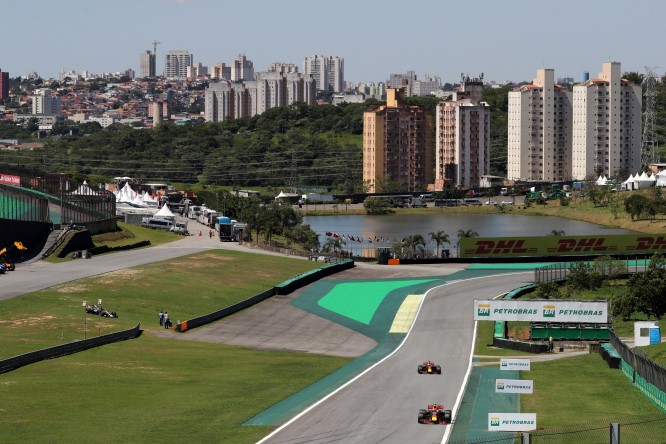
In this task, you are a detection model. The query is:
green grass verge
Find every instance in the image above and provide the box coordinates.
[0,335,349,443]
[474,321,533,357]
[521,354,666,442]
[0,249,345,443]
[0,249,322,359]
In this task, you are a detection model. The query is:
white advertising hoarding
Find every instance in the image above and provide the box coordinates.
[495,379,534,394]
[500,359,531,371]
[474,299,608,323]
[489,413,537,431]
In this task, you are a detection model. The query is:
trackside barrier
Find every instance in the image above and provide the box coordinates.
[601,343,621,369]
[177,260,354,332]
[610,329,666,412]
[0,323,141,375]
[492,337,549,353]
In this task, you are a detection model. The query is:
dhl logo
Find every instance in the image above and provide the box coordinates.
[629,236,666,251]
[466,240,537,255]
[551,238,609,253]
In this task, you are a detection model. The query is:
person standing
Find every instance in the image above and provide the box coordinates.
[164,312,169,329]
[159,310,164,326]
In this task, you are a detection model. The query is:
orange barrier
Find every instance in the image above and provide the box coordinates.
[388,258,400,265]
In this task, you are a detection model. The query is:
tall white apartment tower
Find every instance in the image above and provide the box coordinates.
[32,89,61,115]
[231,54,255,81]
[140,50,156,78]
[303,55,344,93]
[435,77,490,189]
[164,50,193,79]
[571,62,641,179]
[508,69,572,181]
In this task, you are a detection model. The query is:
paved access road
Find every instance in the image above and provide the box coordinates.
[259,271,533,444]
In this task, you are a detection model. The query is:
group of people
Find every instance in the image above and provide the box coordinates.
[159,310,172,329]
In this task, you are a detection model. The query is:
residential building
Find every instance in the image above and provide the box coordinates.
[186,62,208,78]
[32,89,61,115]
[507,68,572,182]
[269,63,298,74]
[363,88,434,193]
[0,69,9,99]
[211,63,231,80]
[434,76,490,189]
[231,54,255,81]
[412,75,442,97]
[164,50,193,79]
[571,62,641,179]
[140,50,156,78]
[388,71,417,96]
[303,55,344,93]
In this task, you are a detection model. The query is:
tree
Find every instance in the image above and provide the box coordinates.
[429,230,450,258]
[457,229,479,239]
[402,234,426,258]
[548,230,565,236]
[363,197,394,215]
[624,253,666,320]
[624,194,651,220]
[322,236,346,256]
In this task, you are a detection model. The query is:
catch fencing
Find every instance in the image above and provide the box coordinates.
[0,323,141,374]
[534,259,649,284]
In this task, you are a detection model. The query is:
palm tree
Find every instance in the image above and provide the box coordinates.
[548,230,565,236]
[323,237,346,256]
[403,234,426,258]
[429,230,450,258]
[457,229,479,239]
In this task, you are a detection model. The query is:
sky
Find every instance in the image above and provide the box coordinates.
[3,0,664,84]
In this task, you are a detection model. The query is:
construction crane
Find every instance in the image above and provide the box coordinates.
[151,40,161,56]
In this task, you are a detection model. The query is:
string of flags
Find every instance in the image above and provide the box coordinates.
[324,232,394,244]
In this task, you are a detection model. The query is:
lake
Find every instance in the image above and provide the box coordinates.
[302,213,631,257]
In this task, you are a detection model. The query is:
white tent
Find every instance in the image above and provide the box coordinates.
[131,194,149,208]
[623,174,636,191]
[635,171,653,190]
[595,175,608,186]
[656,170,666,188]
[116,182,137,203]
[275,191,299,200]
[154,204,176,219]
[142,191,159,207]
[71,180,98,195]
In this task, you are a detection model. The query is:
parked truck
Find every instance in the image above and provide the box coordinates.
[300,193,335,204]
[217,216,236,242]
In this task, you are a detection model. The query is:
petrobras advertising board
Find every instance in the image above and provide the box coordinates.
[495,379,534,394]
[474,299,608,323]
[500,359,531,371]
[488,413,537,431]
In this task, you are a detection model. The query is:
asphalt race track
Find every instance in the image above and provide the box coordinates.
[258,271,533,444]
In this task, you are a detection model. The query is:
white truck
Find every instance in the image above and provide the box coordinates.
[299,193,335,204]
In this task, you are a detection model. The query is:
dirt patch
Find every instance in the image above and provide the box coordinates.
[55,284,90,293]
[165,253,233,271]
[94,268,144,284]
[0,314,58,328]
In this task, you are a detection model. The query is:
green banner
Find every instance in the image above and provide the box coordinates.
[459,234,666,258]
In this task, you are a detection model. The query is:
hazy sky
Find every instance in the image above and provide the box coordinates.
[3,0,664,84]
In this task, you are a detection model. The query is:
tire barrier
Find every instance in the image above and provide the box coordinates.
[492,337,550,354]
[177,260,354,333]
[0,323,141,375]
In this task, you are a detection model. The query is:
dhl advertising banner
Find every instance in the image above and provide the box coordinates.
[0,174,20,186]
[475,300,608,322]
[488,413,537,432]
[459,234,666,258]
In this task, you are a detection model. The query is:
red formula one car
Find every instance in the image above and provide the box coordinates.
[418,404,452,425]
[417,360,441,374]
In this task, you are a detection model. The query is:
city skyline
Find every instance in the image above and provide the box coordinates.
[3,0,665,84]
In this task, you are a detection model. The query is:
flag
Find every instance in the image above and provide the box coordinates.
[367,237,373,243]
[325,231,332,237]
[356,236,362,243]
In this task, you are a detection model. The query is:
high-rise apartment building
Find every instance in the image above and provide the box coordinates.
[303,55,344,93]
[231,54,255,81]
[211,63,231,80]
[571,62,641,179]
[363,88,434,193]
[269,63,298,74]
[140,50,156,78]
[0,69,9,99]
[434,77,490,189]
[164,50,193,79]
[204,74,316,123]
[507,68,573,182]
[186,62,208,78]
[32,89,61,115]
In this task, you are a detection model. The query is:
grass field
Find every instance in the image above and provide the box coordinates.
[521,354,666,442]
[0,250,355,443]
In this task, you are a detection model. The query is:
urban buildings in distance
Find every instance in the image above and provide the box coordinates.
[0,69,9,99]
[140,50,156,78]
[164,50,194,79]
[434,75,490,190]
[363,88,434,193]
[508,62,641,182]
[303,55,344,93]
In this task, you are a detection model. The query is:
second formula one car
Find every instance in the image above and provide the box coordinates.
[418,404,452,425]
[418,360,441,374]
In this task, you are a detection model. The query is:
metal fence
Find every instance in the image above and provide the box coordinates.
[0,183,49,222]
[610,329,666,394]
[534,259,650,284]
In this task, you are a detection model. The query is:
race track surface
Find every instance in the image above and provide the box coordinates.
[259,271,533,444]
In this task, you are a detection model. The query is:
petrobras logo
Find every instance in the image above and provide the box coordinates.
[543,305,556,318]
[496,381,505,391]
[490,417,500,427]
[478,303,490,317]
[500,361,508,368]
